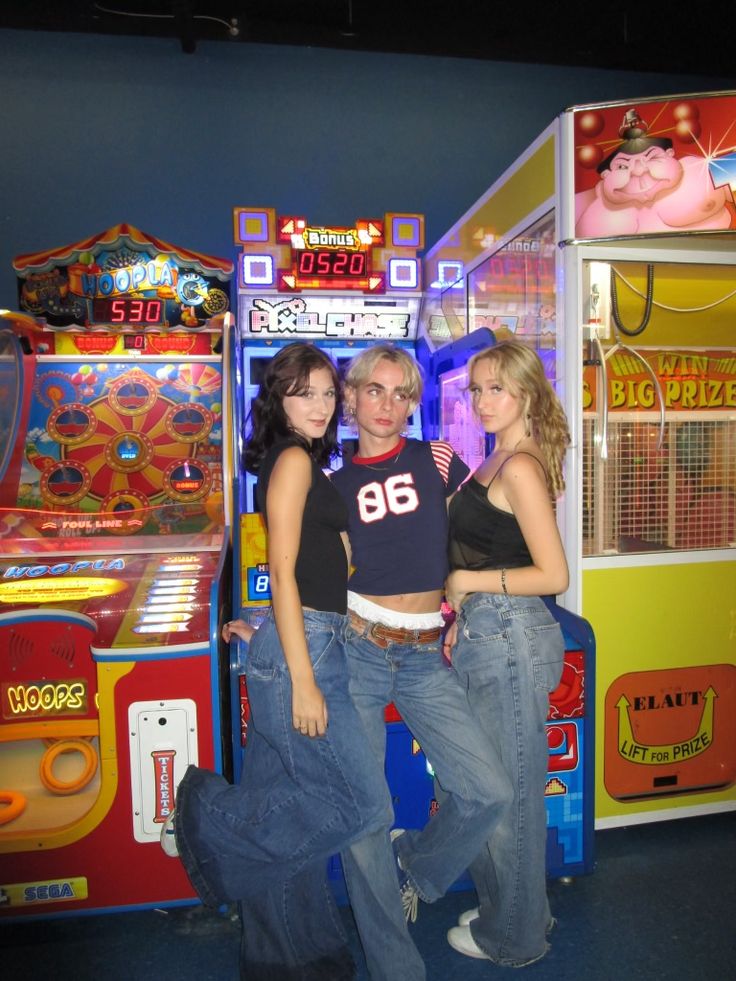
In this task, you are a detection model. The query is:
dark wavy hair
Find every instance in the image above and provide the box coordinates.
[244,342,342,474]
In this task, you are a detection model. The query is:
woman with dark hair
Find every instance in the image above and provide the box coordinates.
[441,340,570,967]
[162,342,394,980]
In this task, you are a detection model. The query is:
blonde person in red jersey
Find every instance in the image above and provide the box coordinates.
[331,345,505,981]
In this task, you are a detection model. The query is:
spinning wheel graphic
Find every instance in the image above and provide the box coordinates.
[41,369,213,510]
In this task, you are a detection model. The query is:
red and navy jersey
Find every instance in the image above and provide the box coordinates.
[331,438,469,595]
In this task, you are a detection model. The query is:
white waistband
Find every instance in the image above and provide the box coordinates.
[347,591,444,629]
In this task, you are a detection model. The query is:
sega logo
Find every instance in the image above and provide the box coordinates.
[24,882,76,903]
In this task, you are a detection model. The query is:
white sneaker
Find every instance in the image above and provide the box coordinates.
[400,879,419,924]
[447,925,490,960]
[458,908,551,929]
[448,923,552,966]
[389,828,406,846]
[389,829,419,923]
[160,810,179,857]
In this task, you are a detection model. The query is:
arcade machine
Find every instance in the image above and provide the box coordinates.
[230,207,425,517]
[418,89,736,834]
[229,208,456,890]
[0,225,234,919]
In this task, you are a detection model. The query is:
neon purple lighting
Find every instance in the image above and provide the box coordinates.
[238,211,270,243]
[391,216,421,248]
[388,258,418,289]
[241,254,274,286]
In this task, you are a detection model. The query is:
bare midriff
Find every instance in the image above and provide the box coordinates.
[359,589,444,615]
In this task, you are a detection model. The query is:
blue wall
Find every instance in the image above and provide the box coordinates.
[1,28,733,301]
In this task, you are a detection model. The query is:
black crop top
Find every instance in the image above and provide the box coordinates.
[256,440,349,614]
[448,453,543,572]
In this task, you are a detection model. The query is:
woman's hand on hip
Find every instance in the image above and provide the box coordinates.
[292,681,328,738]
[441,619,458,662]
[445,570,469,612]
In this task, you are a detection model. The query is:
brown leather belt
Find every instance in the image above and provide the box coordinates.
[348,609,441,649]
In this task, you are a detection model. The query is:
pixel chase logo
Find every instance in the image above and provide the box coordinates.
[247,296,410,339]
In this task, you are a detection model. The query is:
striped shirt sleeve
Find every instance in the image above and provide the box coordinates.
[430,440,469,492]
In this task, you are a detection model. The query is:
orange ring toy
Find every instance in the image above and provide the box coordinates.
[39,739,98,795]
[0,790,27,825]
[42,735,94,748]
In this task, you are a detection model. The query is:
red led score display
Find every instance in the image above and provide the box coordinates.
[285,247,378,291]
[296,249,367,278]
[122,333,147,351]
[275,216,385,293]
[91,297,165,326]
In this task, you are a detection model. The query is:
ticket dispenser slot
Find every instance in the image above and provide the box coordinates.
[128,699,198,843]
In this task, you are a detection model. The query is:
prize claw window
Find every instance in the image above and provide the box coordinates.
[581,259,736,557]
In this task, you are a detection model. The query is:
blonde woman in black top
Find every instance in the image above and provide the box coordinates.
[443,340,570,967]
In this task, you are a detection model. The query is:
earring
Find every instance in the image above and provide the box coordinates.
[525,414,532,437]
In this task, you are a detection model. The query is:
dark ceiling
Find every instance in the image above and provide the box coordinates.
[1,1,733,80]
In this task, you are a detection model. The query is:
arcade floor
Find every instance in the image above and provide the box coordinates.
[2,811,734,980]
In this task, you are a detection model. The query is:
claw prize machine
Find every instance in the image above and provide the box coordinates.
[0,225,235,918]
[418,89,736,833]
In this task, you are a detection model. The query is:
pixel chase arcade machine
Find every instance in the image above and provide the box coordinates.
[229,207,429,835]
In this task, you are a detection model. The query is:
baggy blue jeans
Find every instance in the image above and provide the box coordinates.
[451,592,564,967]
[174,609,394,980]
[340,621,510,981]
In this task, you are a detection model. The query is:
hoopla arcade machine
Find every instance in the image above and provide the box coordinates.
[419,89,736,833]
[0,224,235,918]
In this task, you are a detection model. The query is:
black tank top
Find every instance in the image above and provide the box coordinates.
[257,440,349,614]
[448,453,543,571]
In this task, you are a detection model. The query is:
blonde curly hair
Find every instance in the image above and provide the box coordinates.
[468,341,570,498]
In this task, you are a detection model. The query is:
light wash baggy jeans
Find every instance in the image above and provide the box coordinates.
[451,592,564,967]
[174,609,394,980]
[340,620,513,981]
